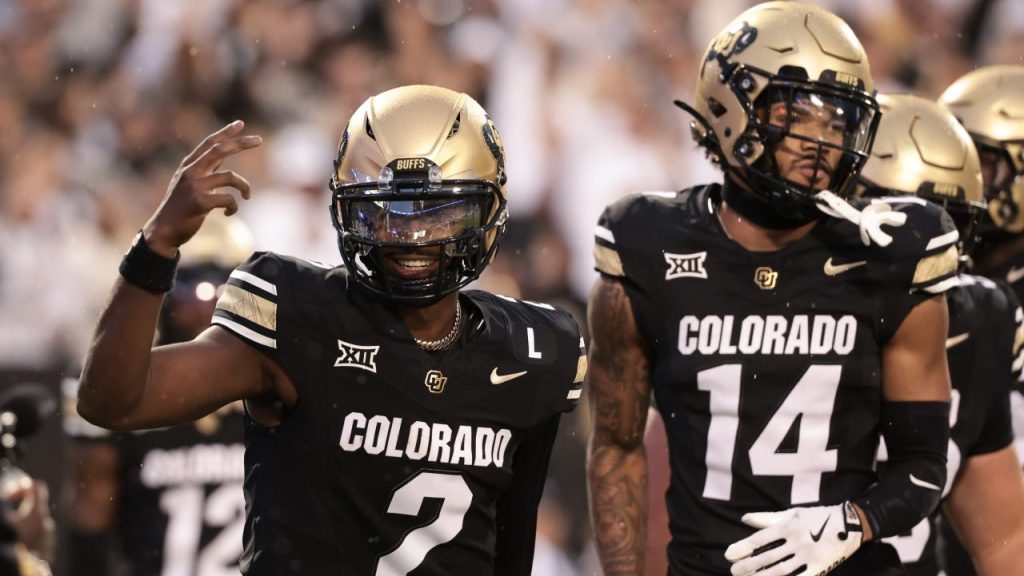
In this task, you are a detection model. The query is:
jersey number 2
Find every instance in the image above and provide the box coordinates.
[699,364,841,505]
[374,471,473,576]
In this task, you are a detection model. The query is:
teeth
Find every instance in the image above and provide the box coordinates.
[397,259,432,269]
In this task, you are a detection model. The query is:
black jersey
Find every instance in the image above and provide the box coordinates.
[958,254,1024,576]
[881,275,1022,575]
[980,253,1024,470]
[210,253,585,576]
[64,383,246,576]
[594,185,959,576]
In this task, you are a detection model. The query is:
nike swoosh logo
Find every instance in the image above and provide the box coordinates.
[945,333,969,349]
[1008,266,1024,285]
[909,473,942,492]
[810,515,830,542]
[490,368,528,385]
[824,258,867,276]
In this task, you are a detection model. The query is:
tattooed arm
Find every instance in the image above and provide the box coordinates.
[587,276,653,576]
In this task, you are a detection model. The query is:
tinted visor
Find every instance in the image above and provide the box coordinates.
[761,88,876,154]
[340,196,489,244]
[752,85,877,194]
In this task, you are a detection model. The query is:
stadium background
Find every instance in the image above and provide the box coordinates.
[0,0,1021,573]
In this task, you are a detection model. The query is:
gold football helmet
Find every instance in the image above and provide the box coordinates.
[858,93,984,261]
[939,65,1024,233]
[178,212,255,271]
[330,85,508,303]
[679,1,879,218]
[163,213,255,343]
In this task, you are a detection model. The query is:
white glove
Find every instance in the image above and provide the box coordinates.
[814,190,907,247]
[724,501,864,576]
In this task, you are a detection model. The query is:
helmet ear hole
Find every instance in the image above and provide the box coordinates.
[707,98,728,118]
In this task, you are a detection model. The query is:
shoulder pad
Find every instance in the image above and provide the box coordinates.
[961,275,1024,377]
[594,187,706,278]
[472,292,586,412]
[210,252,338,350]
[869,197,960,294]
[485,293,581,338]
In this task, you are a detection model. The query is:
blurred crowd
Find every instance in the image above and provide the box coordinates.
[0,0,1022,573]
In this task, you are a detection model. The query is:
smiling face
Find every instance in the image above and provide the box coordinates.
[345,196,485,281]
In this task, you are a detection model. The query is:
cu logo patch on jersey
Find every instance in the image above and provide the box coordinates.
[425,370,447,394]
[754,267,778,290]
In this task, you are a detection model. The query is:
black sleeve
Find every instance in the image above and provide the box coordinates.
[972,390,1014,456]
[492,414,561,576]
[853,401,949,538]
[971,282,1020,456]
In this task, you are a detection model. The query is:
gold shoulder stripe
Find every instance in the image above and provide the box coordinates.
[912,245,958,286]
[216,284,277,332]
[574,354,588,384]
[594,244,624,277]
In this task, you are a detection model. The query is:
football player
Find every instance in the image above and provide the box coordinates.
[588,3,955,575]
[939,66,1024,293]
[64,215,251,576]
[74,84,586,576]
[857,93,1024,576]
[938,65,1024,576]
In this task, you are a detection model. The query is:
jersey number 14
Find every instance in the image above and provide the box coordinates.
[699,364,841,505]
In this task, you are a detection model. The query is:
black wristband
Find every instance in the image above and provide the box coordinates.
[119,231,180,293]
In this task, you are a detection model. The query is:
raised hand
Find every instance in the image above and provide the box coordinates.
[142,120,262,258]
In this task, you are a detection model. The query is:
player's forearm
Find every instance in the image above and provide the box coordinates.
[974,530,1024,576]
[853,401,949,539]
[588,439,647,576]
[78,278,164,428]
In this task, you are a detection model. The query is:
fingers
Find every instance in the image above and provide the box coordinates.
[190,134,263,174]
[755,555,804,576]
[741,510,789,529]
[202,191,240,217]
[183,120,246,166]
[730,542,792,576]
[725,522,786,562]
[199,170,252,200]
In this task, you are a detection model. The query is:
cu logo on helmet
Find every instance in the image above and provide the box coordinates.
[711,22,756,61]
[754,267,778,290]
[425,370,448,394]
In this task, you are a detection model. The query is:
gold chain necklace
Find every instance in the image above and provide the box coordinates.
[414,300,463,351]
